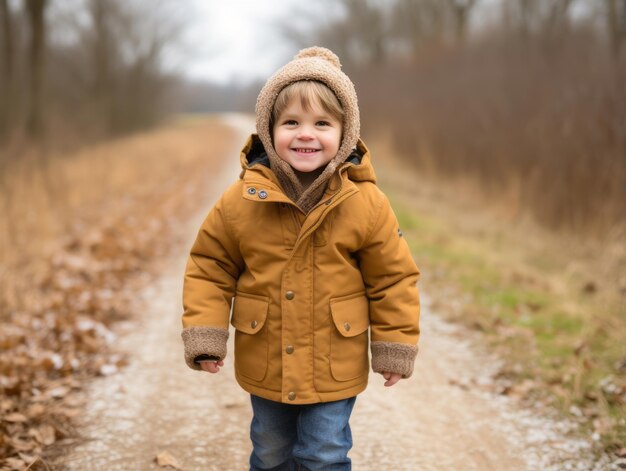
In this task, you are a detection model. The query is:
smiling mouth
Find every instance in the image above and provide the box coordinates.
[292,148,320,153]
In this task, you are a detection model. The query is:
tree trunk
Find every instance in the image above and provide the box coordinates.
[608,0,620,59]
[519,0,534,38]
[91,0,110,101]
[448,0,477,45]
[26,0,47,139]
[544,0,573,35]
[615,0,626,60]
[0,0,14,140]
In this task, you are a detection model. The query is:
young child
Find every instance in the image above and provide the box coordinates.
[181,47,420,471]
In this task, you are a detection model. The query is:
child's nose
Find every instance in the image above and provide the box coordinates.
[297,126,314,140]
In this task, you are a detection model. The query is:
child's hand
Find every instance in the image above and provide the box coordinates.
[381,371,402,387]
[199,360,224,374]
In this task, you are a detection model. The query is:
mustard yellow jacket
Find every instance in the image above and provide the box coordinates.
[181,135,420,404]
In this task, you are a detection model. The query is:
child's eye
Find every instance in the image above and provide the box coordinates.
[284,120,298,126]
[316,121,331,127]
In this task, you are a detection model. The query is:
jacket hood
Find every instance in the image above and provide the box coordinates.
[239,134,376,187]
[255,47,361,213]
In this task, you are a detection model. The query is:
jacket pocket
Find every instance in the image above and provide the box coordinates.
[231,292,269,381]
[329,293,370,381]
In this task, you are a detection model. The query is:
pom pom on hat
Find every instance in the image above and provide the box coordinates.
[294,47,342,69]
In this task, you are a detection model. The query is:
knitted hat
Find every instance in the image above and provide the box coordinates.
[255,47,360,213]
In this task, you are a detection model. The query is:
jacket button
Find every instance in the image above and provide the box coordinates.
[286,345,294,354]
[285,291,295,300]
[247,187,256,195]
[288,392,296,401]
[258,190,268,199]
[251,320,258,329]
[344,322,351,332]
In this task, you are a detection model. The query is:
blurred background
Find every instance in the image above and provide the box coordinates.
[1,0,625,467]
[1,0,625,237]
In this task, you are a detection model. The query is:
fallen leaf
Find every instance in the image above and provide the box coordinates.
[224,402,244,409]
[33,425,56,446]
[58,408,81,419]
[581,281,597,294]
[26,404,46,418]
[525,301,542,312]
[573,340,587,356]
[99,363,118,376]
[10,437,37,451]
[155,450,182,469]
[17,452,37,465]
[593,417,614,434]
[4,457,26,470]
[1,398,14,411]
[448,378,470,390]
[3,412,28,423]
[47,386,69,399]
[63,395,84,408]
[505,379,536,399]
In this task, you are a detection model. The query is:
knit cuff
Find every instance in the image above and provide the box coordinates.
[371,341,418,378]
[181,326,229,371]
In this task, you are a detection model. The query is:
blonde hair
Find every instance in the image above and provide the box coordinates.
[271,81,344,130]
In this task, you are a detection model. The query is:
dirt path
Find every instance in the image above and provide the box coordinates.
[53,116,601,471]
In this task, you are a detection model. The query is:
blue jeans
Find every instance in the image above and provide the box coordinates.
[249,395,356,471]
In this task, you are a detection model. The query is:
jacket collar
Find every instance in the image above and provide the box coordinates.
[239,134,374,251]
[239,134,377,188]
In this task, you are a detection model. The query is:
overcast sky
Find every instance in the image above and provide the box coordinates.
[167,0,595,86]
[178,0,329,85]
[174,0,502,86]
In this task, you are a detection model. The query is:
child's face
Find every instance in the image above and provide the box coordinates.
[272,98,342,174]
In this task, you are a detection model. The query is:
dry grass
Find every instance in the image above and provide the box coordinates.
[0,116,234,314]
[370,135,625,454]
[353,31,626,241]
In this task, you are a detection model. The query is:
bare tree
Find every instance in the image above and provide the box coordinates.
[519,0,536,37]
[343,0,389,64]
[544,0,574,34]
[281,0,390,67]
[25,0,47,139]
[292,0,480,63]
[106,0,184,131]
[391,0,452,56]
[50,0,185,134]
[0,0,189,149]
[0,0,15,140]
[446,0,478,44]
[607,0,626,61]
[501,0,578,38]
[89,0,116,123]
